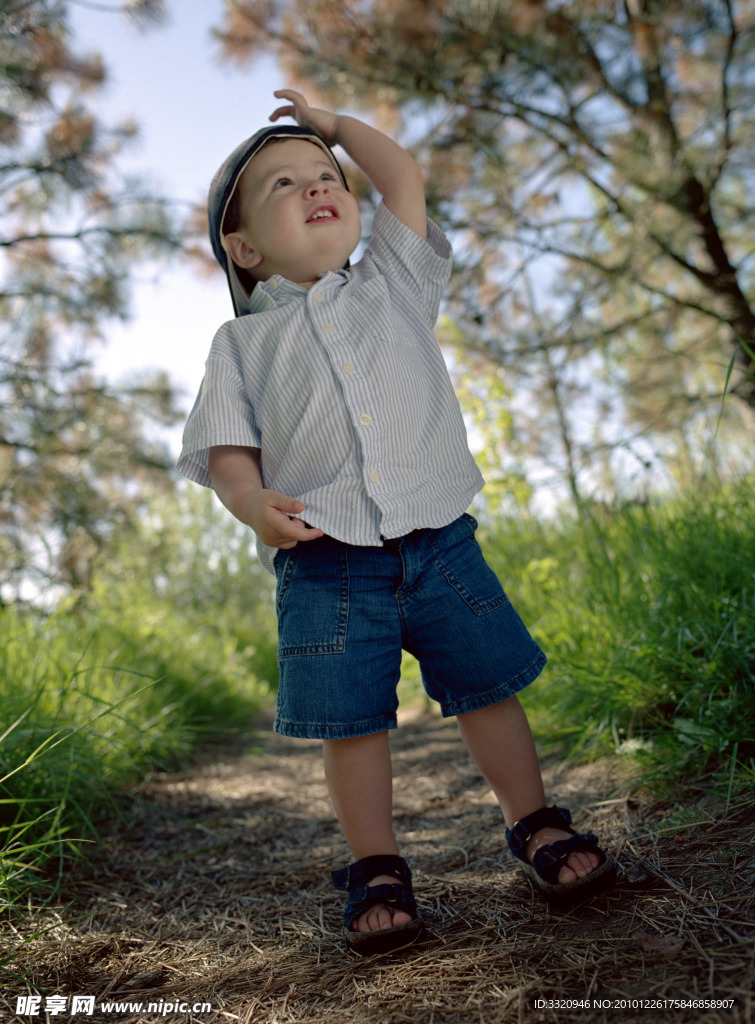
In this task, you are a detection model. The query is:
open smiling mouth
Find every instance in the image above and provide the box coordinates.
[307,205,339,222]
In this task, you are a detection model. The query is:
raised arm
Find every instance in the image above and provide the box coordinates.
[270,89,427,240]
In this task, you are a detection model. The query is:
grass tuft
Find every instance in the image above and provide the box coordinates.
[0,594,270,911]
[479,477,755,791]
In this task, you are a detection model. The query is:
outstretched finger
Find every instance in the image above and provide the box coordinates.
[271,89,308,123]
[273,88,306,105]
[269,104,295,123]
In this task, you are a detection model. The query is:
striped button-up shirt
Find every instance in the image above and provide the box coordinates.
[178,203,484,574]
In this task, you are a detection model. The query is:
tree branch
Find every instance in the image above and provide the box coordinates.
[710,0,738,189]
[0,225,182,249]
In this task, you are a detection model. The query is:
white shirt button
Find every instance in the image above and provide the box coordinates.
[342,362,355,375]
[314,293,325,302]
[368,470,381,483]
[323,323,336,333]
[358,413,372,426]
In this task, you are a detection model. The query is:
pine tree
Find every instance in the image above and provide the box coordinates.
[0,0,181,601]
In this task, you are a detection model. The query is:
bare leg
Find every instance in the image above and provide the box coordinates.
[322,731,413,932]
[456,696,599,881]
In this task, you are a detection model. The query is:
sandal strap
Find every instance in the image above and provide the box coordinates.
[506,804,608,886]
[331,854,412,892]
[340,882,418,932]
[530,833,604,884]
[331,855,417,932]
[506,805,573,862]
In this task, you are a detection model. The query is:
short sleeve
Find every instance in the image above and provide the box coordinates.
[176,354,261,488]
[357,202,453,325]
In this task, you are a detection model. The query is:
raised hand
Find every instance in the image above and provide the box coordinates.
[270,89,339,146]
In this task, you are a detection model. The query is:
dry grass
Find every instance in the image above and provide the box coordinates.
[2,710,753,1023]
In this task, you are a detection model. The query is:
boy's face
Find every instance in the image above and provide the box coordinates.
[224,138,361,290]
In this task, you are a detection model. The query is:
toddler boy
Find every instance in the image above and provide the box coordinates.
[178,89,614,955]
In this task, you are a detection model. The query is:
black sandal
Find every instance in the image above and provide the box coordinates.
[331,854,424,955]
[506,805,616,905]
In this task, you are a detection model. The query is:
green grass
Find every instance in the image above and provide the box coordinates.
[0,599,271,912]
[0,487,279,915]
[479,477,755,792]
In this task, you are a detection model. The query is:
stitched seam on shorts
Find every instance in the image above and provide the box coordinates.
[438,649,547,715]
[275,548,299,607]
[430,556,509,616]
[276,545,350,657]
[275,712,396,731]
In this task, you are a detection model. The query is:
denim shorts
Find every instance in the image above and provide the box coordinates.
[272,513,546,739]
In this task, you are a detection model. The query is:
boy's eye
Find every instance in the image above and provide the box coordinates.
[273,177,293,189]
[320,172,337,181]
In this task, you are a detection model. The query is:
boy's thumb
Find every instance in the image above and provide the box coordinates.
[272,493,304,514]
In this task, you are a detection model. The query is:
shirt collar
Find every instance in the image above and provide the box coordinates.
[247,269,351,314]
[247,276,306,313]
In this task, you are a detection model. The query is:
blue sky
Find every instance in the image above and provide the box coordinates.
[68,3,281,440]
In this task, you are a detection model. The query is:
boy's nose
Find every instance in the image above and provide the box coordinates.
[304,180,329,197]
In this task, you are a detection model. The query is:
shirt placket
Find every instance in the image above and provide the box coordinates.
[308,285,384,495]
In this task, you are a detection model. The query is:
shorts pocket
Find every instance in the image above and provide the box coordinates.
[430,514,510,617]
[275,544,350,656]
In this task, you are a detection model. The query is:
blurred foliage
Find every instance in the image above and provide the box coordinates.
[0,0,184,601]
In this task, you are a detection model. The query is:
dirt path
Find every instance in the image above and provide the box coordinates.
[3,710,753,1024]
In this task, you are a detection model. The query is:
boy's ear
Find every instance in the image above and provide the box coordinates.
[224,232,263,271]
